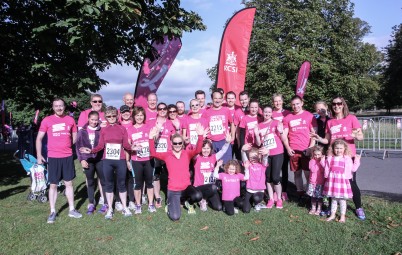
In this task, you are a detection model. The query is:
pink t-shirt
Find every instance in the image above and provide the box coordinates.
[308,158,325,185]
[272,109,291,122]
[246,163,266,190]
[218,173,245,201]
[177,114,188,130]
[239,115,261,145]
[77,109,105,129]
[227,105,241,124]
[258,120,284,156]
[193,155,217,187]
[39,115,77,158]
[203,107,232,141]
[325,115,361,156]
[148,118,176,153]
[234,108,246,126]
[145,108,158,122]
[120,121,133,131]
[127,124,151,161]
[185,116,208,146]
[283,110,317,151]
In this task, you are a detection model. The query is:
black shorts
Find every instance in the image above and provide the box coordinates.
[47,156,76,184]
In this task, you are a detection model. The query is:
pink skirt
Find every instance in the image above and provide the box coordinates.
[323,172,353,199]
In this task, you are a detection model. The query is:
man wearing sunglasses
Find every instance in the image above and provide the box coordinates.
[77,94,106,130]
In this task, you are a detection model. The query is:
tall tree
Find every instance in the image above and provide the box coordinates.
[380,24,402,113]
[209,0,382,110]
[1,0,205,109]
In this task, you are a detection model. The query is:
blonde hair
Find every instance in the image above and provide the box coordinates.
[328,139,352,157]
[310,145,324,159]
[223,160,241,174]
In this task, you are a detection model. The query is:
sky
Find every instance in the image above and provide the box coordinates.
[97,0,402,108]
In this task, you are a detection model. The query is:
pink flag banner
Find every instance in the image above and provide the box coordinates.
[295,61,311,98]
[216,7,256,104]
[134,36,182,108]
[33,110,40,125]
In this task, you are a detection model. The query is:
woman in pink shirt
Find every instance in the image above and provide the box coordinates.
[239,99,262,148]
[149,124,207,221]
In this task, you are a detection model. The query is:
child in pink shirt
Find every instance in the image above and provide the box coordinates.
[307,145,326,215]
[214,159,249,216]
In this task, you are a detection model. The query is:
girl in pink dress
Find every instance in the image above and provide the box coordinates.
[323,139,360,223]
[307,145,325,215]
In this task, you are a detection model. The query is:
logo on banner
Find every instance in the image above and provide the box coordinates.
[224,52,238,73]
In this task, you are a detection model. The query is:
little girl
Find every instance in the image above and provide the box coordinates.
[307,145,325,215]
[213,159,248,216]
[241,144,269,213]
[323,139,360,223]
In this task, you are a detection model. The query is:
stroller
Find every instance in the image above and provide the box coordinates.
[14,150,48,203]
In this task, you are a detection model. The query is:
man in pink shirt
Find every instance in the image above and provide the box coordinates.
[145,93,158,122]
[36,98,81,223]
[195,90,207,116]
[282,95,317,197]
[77,94,106,130]
[226,91,242,160]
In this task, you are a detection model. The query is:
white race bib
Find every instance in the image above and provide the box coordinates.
[203,172,215,185]
[210,120,224,135]
[190,130,198,145]
[105,143,121,160]
[263,133,277,150]
[155,138,168,153]
[137,141,150,158]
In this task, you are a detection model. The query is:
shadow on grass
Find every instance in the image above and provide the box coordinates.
[362,190,402,203]
[57,182,87,214]
[0,185,30,200]
[0,152,27,186]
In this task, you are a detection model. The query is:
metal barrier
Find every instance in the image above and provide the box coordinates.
[356,116,402,159]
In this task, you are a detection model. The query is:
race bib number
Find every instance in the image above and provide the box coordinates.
[138,142,150,158]
[155,138,168,153]
[263,134,277,150]
[106,143,121,160]
[190,131,198,145]
[203,172,215,185]
[210,120,224,135]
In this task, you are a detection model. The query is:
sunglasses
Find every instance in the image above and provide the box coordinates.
[191,104,199,107]
[92,100,103,103]
[169,110,177,113]
[172,142,183,145]
[157,107,167,111]
[332,102,343,106]
[106,115,117,118]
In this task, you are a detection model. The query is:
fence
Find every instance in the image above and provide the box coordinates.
[356,116,402,159]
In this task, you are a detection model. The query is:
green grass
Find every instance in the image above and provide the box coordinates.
[1,152,401,255]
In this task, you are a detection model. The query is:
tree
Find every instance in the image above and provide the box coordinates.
[0,0,206,110]
[209,0,382,111]
[380,24,402,113]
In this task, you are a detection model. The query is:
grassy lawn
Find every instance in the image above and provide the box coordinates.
[0,152,401,255]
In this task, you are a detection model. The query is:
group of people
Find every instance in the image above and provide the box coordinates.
[36,89,366,223]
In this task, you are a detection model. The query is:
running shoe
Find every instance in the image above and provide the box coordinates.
[128,201,136,211]
[115,202,123,211]
[282,192,289,201]
[68,209,82,218]
[356,208,366,220]
[256,202,267,209]
[155,197,162,208]
[254,204,261,212]
[276,199,283,209]
[199,199,208,212]
[98,204,108,214]
[47,212,56,224]
[148,204,156,213]
[134,204,142,214]
[105,209,114,220]
[266,199,275,209]
[86,204,96,215]
[234,208,239,214]
[98,197,104,205]
[122,208,132,217]
[185,201,196,214]
[142,195,148,205]
[320,209,331,217]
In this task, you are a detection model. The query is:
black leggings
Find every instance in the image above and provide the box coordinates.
[195,184,222,211]
[243,191,264,213]
[281,152,289,192]
[83,159,107,204]
[167,186,202,221]
[132,160,154,190]
[350,172,362,209]
[223,197,243,216]
[266,153,284,185]
[103,159,127,193]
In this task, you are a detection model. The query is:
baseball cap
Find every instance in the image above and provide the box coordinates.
[120,105,131,113]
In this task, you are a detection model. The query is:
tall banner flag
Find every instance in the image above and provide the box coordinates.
[295,61,311,98]
[216,7,256,104]
[33,110,40,125]
[134,36,182,108]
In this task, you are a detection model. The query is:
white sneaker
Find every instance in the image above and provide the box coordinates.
[128,201,136,211]
[122,208,132,217]
[98,197,104,205]
[234,208,239,214]
[142,195,148,205]
[105,209,114,220]
[148,204,156,213]
[115,202,123,211]
[199,199,208,212]
[134,204,142,214]
[256,202,267,209]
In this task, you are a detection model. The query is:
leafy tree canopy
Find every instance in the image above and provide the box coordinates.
[1,0,206,110]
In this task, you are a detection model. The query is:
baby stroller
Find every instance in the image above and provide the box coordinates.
[14,150,48,203]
